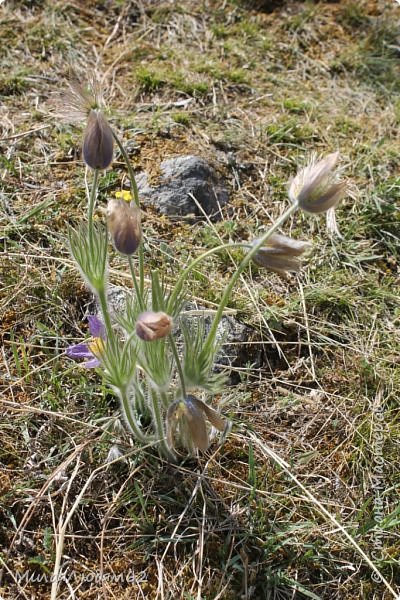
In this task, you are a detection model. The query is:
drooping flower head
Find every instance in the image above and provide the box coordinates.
[66,315,105,368]
[107,198,142,255]
[166,395,228,452]
[289,152,346,214]
[252,232,311,277]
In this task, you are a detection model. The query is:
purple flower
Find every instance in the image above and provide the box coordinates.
[66,315,105,369]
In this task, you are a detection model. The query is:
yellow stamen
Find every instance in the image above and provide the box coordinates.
[175,401,187,419]
[89,337,105,356]
[115,190,133,202]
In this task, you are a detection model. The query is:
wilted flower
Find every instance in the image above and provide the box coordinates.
[83,109,114,170]
[252,232,310,276]
[66,315,105,368]
[289,152,346,214]
[136,311,173,342]
[166,395,228,452]
[107,198,142,255]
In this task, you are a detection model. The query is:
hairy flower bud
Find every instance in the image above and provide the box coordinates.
[136,311,173,342]
[107,199,142,255]
[83,109,114,170]
[289,152,346,214]
[252,233,310,276]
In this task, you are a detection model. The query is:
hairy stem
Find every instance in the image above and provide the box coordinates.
[118,385,154,445]
[88,168,99,249]
[97,286,115,351]
[149,387,176,461]
[167,241,251,314]
[129,255,145,312]
[160,391,171,410]
[205,203,298,351]
[112,132,140,207]
[113,131,144,295]
[169,334,186,399]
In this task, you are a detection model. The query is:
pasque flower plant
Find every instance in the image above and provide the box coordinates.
[61,78,347,460]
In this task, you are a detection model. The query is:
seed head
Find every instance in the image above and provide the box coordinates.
[106,198,142,255]
[51,77,104,124]
[136,311,173,342]
[105,445,123,464]
[83,109,114,170]
[252,233,310,276]
[289,152,346,214]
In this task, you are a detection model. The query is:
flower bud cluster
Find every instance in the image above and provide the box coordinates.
[63,75,349,462]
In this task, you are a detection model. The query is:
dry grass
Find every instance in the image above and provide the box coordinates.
[1,0,399,598]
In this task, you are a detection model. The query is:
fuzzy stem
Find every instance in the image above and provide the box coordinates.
[205,203,299,351]
[169,334,186,398]
[160,391,171,409]
[88,168,100,248]
[112,130,144,295]
[112,132,140,206]
[97,286,115,352]
[167,241,251,314]
[118,385,154,445]
[129,255,145,311]
[149,387,176,461]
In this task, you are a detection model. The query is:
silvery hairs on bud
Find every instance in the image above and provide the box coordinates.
[136,311,173,342]
[107,199,142,255]
[289,152,346,214]
[252,233,311,276]
[50,70,110,127]
[83,110,114,170]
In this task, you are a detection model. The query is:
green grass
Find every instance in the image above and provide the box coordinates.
[172,112,191,126]
[135,66,209,96]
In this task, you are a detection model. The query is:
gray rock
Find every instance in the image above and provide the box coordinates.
[214,315,260,371]
[136,155,229,218]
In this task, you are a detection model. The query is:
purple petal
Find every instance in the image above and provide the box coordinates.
[83,357,101,369]
[88,315,105,338]
[66,343,92,360]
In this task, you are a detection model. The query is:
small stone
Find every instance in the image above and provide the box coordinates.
[136,155,229,218]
